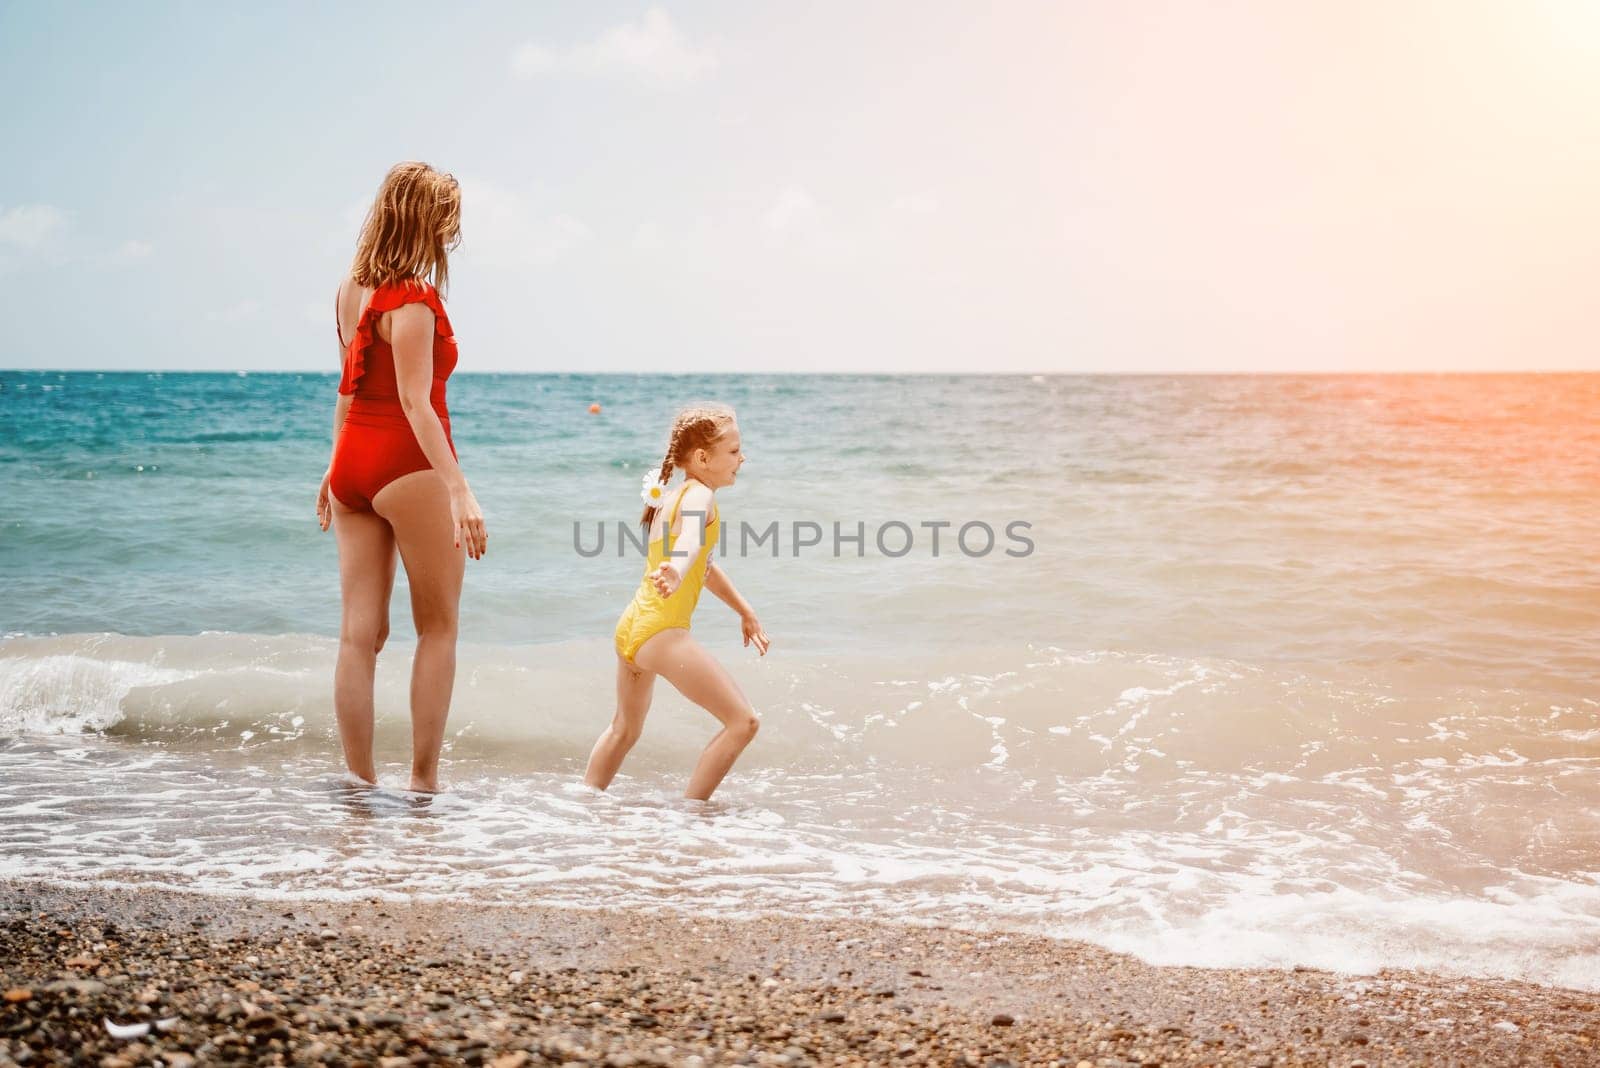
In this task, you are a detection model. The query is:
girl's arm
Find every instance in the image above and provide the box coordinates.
[706,561,771,656]
[651,482,715,593]
[704,561,752,617]
[391,303,487,558]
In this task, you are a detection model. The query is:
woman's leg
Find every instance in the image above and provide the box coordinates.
[331,502,398,785]
[634,630,759,801]
[584,655,657,790]
[373,470,465,793]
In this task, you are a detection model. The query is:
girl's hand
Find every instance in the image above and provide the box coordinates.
[451,483,488,560]
[650,561,682,598]
[741,613,771,656]
[316,470,333,531]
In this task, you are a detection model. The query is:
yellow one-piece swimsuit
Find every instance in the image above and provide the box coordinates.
[614,479,721,664]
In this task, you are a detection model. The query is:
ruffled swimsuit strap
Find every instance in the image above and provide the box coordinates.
[337,280,453,395]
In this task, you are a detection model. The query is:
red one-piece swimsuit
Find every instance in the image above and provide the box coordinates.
[328,280,460,511]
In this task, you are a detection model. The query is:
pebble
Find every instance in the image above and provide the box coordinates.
[46,979,108,995]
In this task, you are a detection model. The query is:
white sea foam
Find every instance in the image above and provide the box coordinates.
[0,654,197,734]
[1,629,1597,992]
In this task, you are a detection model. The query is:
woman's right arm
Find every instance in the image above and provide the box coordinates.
[390,303,487,559]
[330,392,351,443]
[316,321,353,532]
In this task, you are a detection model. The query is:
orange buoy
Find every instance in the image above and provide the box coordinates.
[588,403,602,414]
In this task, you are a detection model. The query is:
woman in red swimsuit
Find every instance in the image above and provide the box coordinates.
[315,161,487,793]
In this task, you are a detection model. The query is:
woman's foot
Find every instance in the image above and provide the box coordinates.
[344,763,378,786]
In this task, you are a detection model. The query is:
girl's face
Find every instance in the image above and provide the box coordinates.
[696,424,746,489]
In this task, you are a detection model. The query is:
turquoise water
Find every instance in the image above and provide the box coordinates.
[5,371,1599,676]
[2,371,1598,989]
[3,371,1062,650]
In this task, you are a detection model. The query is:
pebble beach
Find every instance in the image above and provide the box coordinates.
[1,881,1594,1067]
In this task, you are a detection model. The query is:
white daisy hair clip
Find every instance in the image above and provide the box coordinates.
[640,467,669,507]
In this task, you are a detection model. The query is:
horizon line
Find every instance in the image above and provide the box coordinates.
[4,367,1599,378]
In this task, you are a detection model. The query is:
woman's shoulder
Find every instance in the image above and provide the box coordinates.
[335,275,360,310]
[336,276,431,311]
[368,277,437,306]
[366,280,449,339]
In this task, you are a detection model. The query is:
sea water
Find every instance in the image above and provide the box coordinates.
[2,370,1597,990]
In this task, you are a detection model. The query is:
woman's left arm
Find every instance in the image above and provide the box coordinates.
[706,562,771,656]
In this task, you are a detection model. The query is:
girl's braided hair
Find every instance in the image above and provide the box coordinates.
[640,404,737,528]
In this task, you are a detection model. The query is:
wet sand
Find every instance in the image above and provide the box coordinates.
[0,880,1593,1067]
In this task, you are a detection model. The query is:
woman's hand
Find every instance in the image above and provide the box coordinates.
[650,561,682,598]
[316,470,333,531]
[741,613,771,656]
[451,482,488,560]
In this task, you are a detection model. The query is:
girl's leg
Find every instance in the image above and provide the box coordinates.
[373,470,465,793]
[634,630,760,801]
[331,502,398,785]
[583,655,657,790]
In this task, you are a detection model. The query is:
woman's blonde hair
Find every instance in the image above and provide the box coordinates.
[350,161,461,296]
[641,404,738,527]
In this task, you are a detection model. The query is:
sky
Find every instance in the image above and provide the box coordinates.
[1,1,1597,373]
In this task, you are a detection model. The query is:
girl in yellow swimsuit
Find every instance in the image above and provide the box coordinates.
[584,404,772,801]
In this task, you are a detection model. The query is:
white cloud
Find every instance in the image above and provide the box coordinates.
[457,177,591,267]
[511,8,715,84]
[762,185,820,236]
[0,204,68,247]
[755,185,856,258]
[90,239,154,268]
